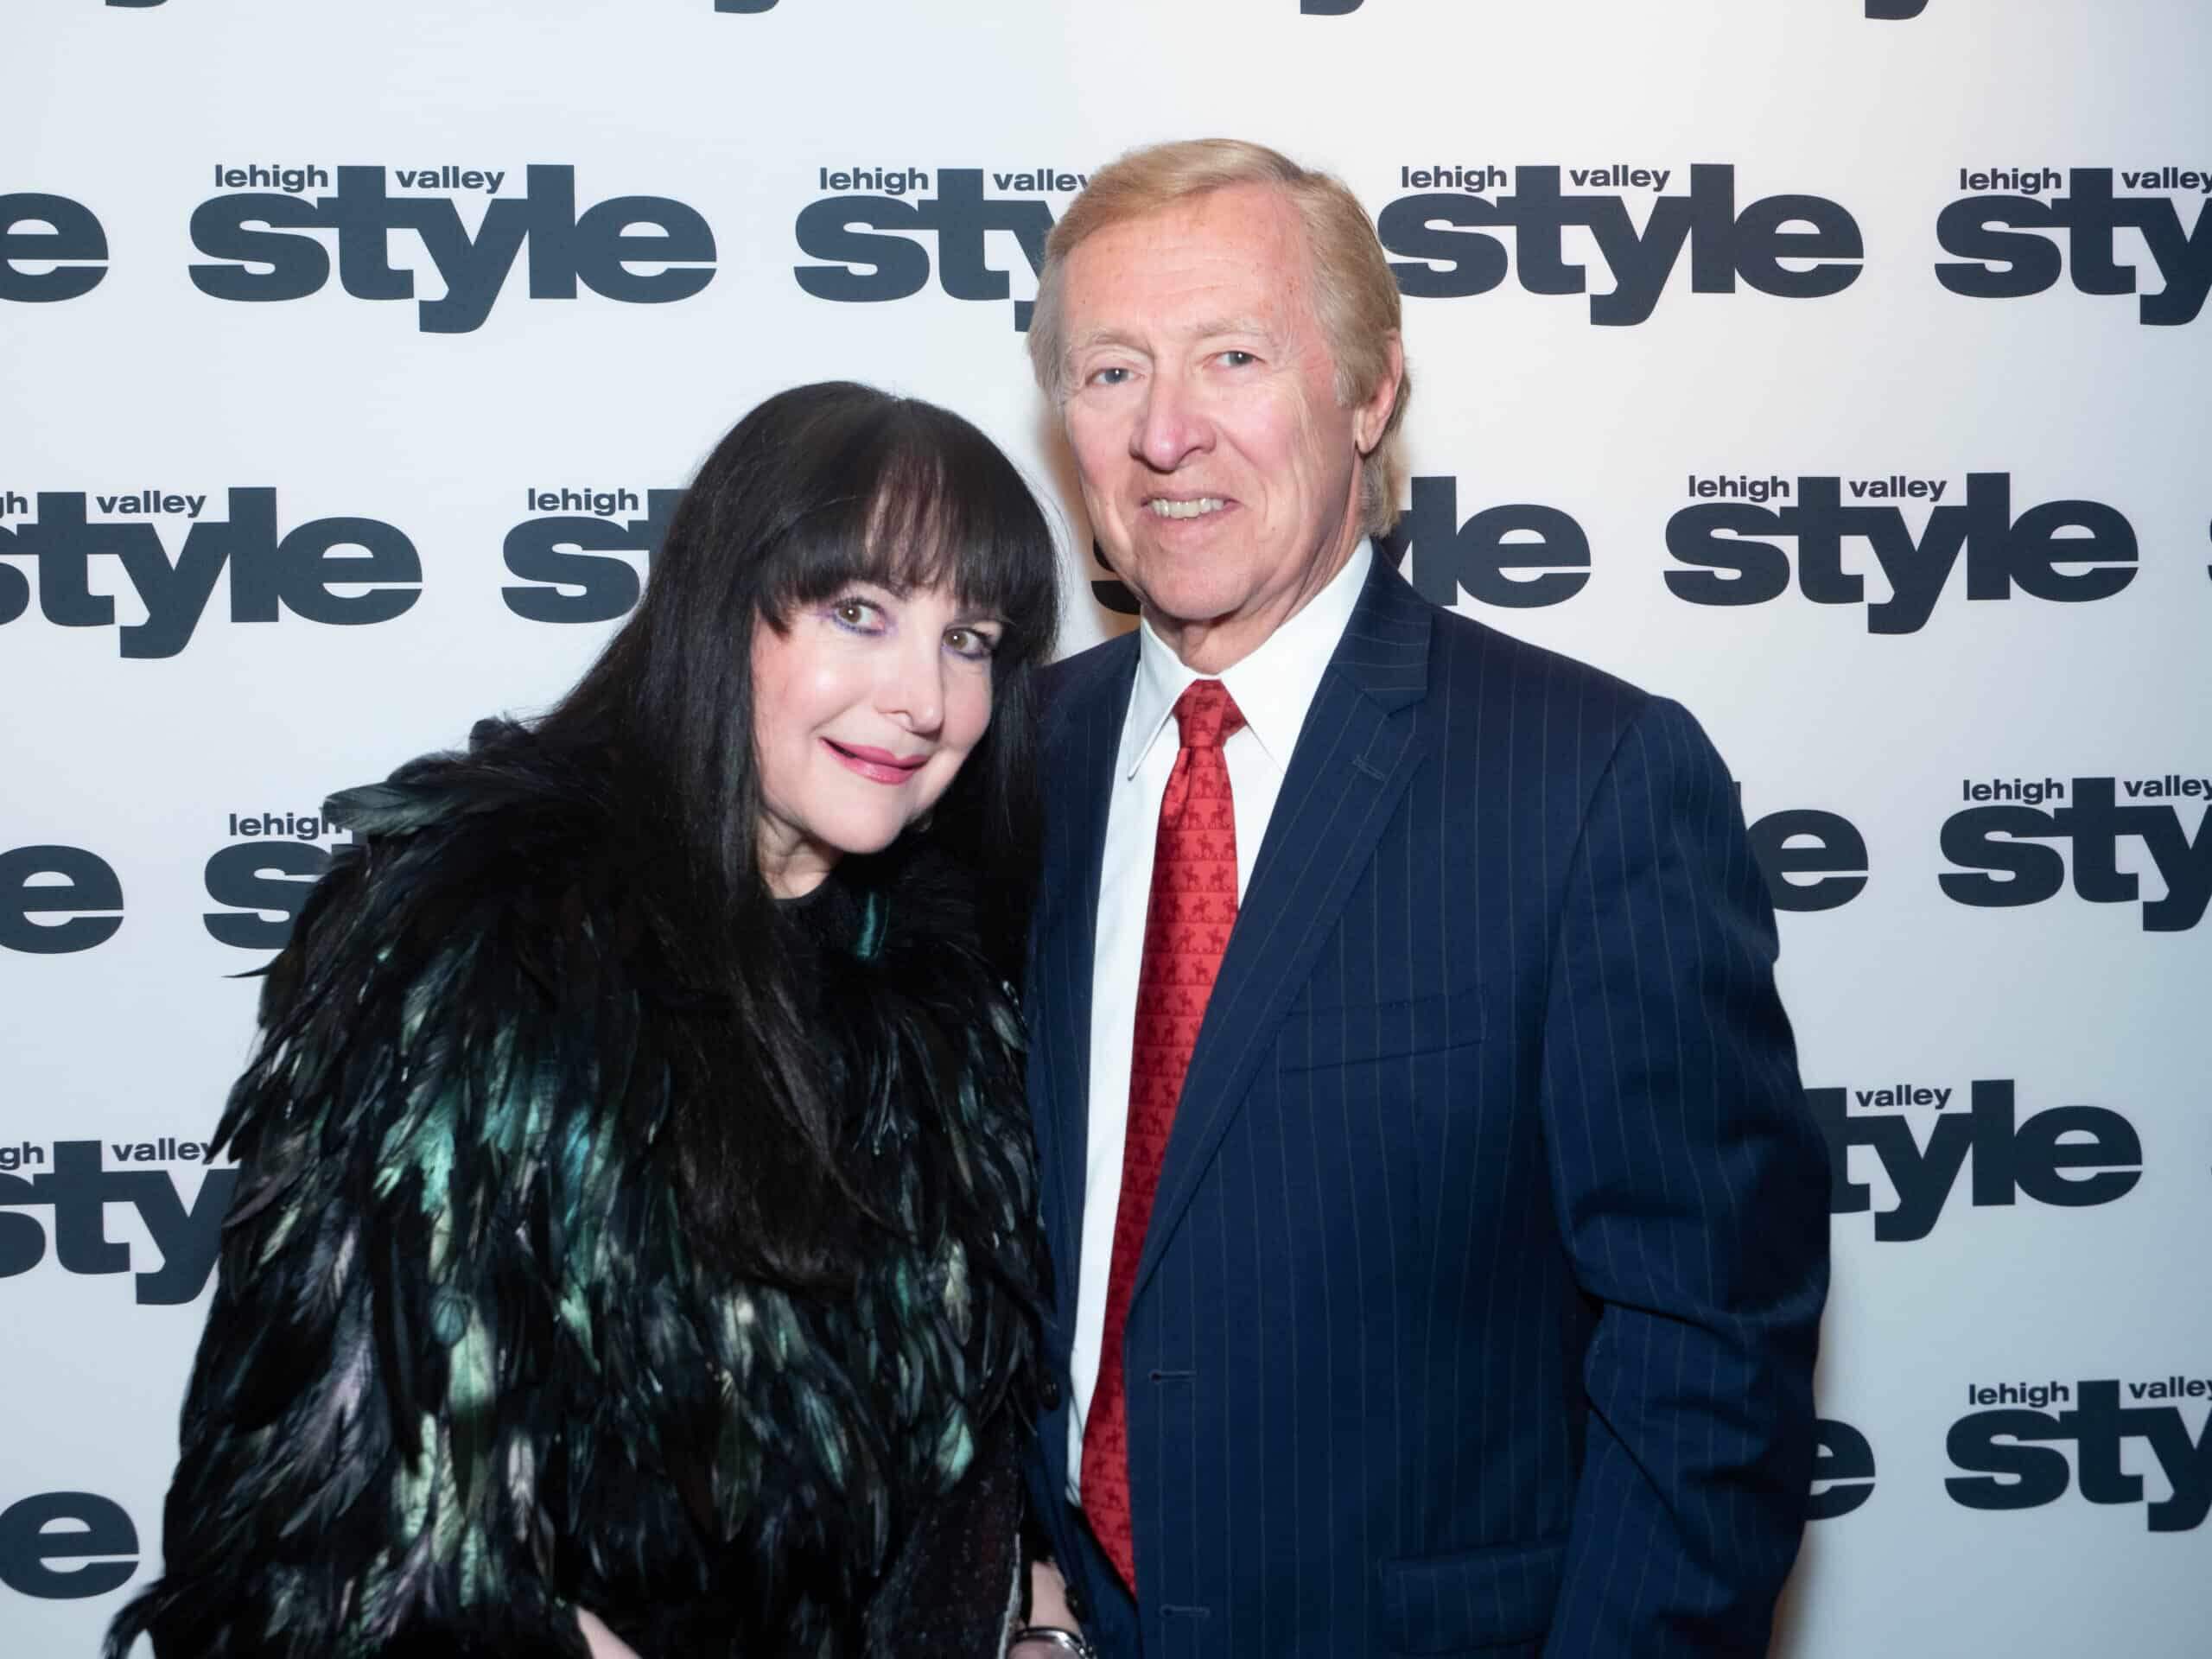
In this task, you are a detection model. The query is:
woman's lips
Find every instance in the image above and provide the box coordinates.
[823,738,928,785]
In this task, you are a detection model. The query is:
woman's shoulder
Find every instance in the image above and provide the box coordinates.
[241,721,681,1150]
[328,717,626,890]
[260,721,664,1042]
[223,722,677,1204]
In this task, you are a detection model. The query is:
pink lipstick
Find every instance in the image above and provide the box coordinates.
[824,739,928,785]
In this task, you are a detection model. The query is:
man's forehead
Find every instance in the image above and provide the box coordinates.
[1076,181,1304,264]
[1061,188,1310,327]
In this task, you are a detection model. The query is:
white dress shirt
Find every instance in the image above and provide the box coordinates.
[1067,540,1375,1500]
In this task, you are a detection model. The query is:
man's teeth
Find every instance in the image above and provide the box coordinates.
[1147,497,1226,519]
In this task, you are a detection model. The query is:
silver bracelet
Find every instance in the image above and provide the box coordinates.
[1012,1627,1099,1659]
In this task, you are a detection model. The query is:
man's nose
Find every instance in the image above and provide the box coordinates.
[1132,371,1211,473]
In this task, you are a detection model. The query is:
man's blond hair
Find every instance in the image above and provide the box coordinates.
[1027,138,1412,538]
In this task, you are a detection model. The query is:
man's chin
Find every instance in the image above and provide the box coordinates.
[1110,554,1243,615]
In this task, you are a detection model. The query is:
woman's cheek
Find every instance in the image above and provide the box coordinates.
[957,671,995,744]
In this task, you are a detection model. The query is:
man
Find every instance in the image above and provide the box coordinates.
[1016,139,1829,1659]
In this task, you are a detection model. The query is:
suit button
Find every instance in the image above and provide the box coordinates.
[1065,1584,1089,1622]
[1041,1373,1063,1409]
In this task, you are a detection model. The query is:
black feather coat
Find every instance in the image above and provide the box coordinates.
[107,728,1045,1658]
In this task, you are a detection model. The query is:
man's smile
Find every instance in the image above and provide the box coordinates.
[1144,495,1232,519]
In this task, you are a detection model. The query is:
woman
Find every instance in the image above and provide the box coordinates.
[107,383,1061,1657]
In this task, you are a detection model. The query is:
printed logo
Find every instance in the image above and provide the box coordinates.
[0,1139,235,1306]
[1809,1078,2141,1242]
[204,810,350,951]
[716,0,778,9]
[1942,774,2209,931]
[0,487,420,658]
[1664,473,2136,633]
[0,845,122,956]
[0,1493,137,1600]
[0,194,108,302]
[794,165,1088,330]
[1377,164,1862,325]
[1949,1376,2210,1531]
[1809,1419,1877,1520]
[190,163,715,334]
[1938,167,2211,324]
[1740,792,1868,913]
[1302,0,1363,12]
[502,485,682,622]
[1376,475,1590,608]
[1868,0,1927,15]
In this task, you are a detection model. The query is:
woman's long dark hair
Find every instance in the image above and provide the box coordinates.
[527,381,1058,1284]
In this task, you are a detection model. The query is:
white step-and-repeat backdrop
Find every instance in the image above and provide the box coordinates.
[4,2,2207,1654]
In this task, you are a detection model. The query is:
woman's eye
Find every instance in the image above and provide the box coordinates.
[945,626,999,660]
[830,598,882,632]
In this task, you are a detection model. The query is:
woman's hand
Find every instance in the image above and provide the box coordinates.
[578,1608,643,1659]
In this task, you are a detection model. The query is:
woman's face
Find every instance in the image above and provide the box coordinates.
[752,579,1002,897]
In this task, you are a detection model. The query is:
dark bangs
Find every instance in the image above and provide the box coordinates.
[759,396,1058,668]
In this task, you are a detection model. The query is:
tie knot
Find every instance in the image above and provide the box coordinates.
[1173,678,1244,750]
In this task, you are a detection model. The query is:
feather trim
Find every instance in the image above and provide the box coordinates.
[107,726,1041,1659]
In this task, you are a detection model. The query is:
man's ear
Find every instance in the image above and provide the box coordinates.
[1353,333,1406,454]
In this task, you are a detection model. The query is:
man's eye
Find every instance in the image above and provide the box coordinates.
[1221,350,1257,368]
[1090,366,1132,387]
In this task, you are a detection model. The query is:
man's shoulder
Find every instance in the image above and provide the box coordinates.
[1039,629,1138,730]
[1424,601,1654,735]
[1419,603,1736,804]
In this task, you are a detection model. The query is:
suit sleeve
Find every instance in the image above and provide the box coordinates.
[1536,696,1830,1658]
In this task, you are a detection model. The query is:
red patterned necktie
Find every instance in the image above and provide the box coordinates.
[1084,677,1245,1592]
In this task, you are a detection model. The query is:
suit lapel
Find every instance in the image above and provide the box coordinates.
[1033,636,1137,1313]
[1132,560,1435,1303]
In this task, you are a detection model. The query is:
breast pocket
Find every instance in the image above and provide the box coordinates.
[1380,1534,1563,1654]
[1279,983,1486,1073]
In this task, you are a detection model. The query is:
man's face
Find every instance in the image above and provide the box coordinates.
[1056,183,1399,673]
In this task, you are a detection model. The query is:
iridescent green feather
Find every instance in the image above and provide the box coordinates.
[106,723,1042,1659]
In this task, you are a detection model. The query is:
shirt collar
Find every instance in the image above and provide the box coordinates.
[1119,539,1374,781]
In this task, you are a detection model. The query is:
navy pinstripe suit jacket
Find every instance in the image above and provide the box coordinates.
[1024,556,1829,1658]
